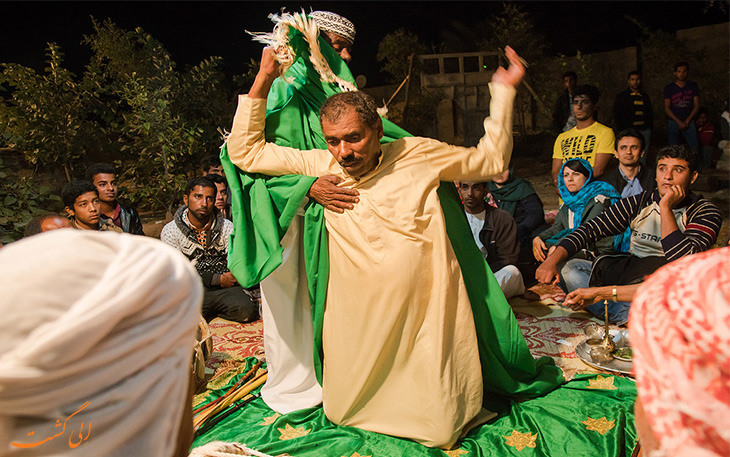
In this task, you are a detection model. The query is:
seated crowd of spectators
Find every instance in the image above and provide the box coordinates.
[16,65,728,330]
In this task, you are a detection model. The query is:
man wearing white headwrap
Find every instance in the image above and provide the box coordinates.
[0,230,202,457]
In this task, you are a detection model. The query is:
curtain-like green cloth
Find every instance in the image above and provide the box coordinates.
[193,361,636,456]
[222,25,562,403]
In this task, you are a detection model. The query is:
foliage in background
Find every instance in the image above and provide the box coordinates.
[0,44,109,181]
[85,19,232,211]
[376,29,426,84]
[482,3,557,134]
[0,18,233,218]
[376,29,443,136]
[0,157,64,243]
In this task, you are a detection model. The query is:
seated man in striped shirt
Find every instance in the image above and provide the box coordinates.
[536,144,722,324]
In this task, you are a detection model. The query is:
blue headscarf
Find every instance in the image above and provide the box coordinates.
[547,158,629,252]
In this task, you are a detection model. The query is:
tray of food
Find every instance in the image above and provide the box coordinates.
[575,328,634,376]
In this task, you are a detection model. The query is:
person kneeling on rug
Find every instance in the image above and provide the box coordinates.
[226,42,562,449]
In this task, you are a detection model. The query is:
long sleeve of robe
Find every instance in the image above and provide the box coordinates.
[227,83,518,448]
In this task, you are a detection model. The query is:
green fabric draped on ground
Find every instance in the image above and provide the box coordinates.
[193,358,637,456]
[222,20,563,403]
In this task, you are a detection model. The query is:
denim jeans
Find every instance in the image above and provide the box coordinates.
[667,120,699,150]
[561,258,631,325]
[561,258,592,292]
[585,300,631,326]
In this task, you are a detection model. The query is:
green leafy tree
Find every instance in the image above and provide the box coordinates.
[0,158,64,243]
[376,29,427,83]
[82,19,232,212]
[0,44,106,181]
[376,29,442,136]
[482,3,555,133]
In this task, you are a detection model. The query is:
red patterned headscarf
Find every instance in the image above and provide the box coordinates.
[630,247,730,457]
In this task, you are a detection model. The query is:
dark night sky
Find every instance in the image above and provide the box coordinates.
[2,1,728,86]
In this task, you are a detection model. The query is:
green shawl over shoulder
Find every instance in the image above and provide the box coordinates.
[487,166,539,217]
[222,27,563,407]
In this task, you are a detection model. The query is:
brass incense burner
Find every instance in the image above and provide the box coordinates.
[587,300,615,363]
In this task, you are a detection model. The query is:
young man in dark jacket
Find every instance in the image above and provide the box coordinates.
[600,128,656,198]
[86,163,145,235]
[612,71,653,163]
[458,181,524,298]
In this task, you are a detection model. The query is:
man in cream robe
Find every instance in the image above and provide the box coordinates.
[226,46,526,449]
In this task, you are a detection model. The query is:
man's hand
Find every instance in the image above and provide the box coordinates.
[678,120,688,130]
[659,184,686,210]
[308,175,360,213]
[532,236,548,262]
[248,47,281,99]
[491,46,525,87]
[535,259,560,284]
[220,272,238,288]
[563,288,602,310]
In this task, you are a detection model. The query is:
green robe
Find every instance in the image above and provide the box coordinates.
[221,27,563,409]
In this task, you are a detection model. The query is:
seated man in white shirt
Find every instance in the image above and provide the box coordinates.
[458,181,525,299]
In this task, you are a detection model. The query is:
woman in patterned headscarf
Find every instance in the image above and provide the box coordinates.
[630,247,730,457]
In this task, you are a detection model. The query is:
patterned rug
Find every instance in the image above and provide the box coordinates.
[203,284,621,384]
[194,289,637,457]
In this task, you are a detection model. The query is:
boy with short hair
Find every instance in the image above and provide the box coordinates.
[205,173,231,220]
[85,163,145,235]
[61,181,123,232]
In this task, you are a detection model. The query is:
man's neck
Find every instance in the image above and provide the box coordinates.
[464,204,487,215]
[619,162,640,180]
[675,79,686,88]
[187,211,211,230]
[100,200,118,217]
[576,118,596,130]
[74,218,99,231]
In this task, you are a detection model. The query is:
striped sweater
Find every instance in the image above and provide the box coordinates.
[558,190,722,262]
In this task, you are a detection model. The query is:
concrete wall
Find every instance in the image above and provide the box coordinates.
[367,22,729,146]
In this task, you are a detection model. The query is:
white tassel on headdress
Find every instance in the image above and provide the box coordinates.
[247,11,357,93]
[188,441,285,457]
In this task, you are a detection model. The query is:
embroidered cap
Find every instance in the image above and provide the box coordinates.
[310,11,356,44]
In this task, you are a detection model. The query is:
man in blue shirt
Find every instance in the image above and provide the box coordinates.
[600,129,655,198]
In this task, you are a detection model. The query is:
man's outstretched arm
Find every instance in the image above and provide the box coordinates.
[435,47,523,181]
[248,48,280,99]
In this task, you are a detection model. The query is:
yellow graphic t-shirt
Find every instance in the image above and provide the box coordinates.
[552,121,615,166]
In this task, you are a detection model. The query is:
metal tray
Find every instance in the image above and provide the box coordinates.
[575,330,633,376]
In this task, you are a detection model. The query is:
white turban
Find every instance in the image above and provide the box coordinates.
[0,230,202,457]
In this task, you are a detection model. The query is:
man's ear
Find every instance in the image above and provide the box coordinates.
[614,150,620,160]
[64,206,74,217]
[639,149,645,159]
[183,194,189,207]
[690,170,699,185]
[376,118,384,140]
